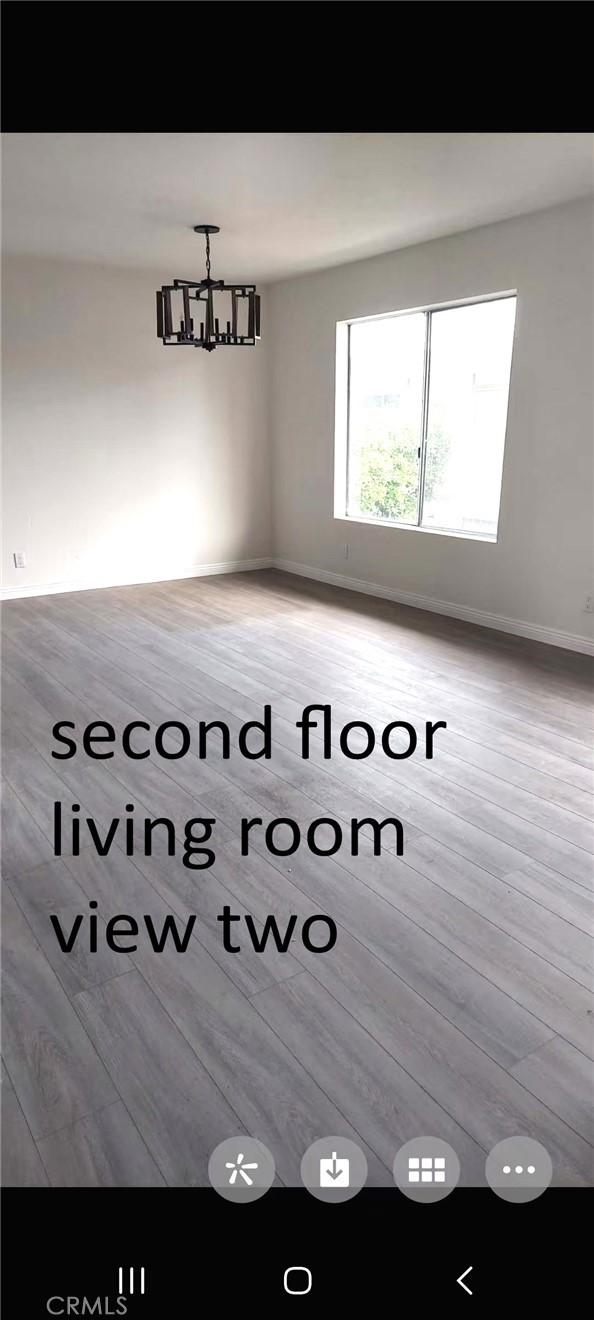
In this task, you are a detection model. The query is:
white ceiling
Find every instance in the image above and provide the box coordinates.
[2,133,593,284]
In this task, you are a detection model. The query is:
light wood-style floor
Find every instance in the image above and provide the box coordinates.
[1,569,593,1187]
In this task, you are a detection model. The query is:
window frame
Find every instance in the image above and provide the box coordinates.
[334,290,517,543]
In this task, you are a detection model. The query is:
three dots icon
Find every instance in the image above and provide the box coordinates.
[486,1138,553,1202]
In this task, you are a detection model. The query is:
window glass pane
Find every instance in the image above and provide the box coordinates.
[347,313,425,524]
[422,298,516,537]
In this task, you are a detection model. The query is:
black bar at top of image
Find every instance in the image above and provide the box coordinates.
[1,3,592,133]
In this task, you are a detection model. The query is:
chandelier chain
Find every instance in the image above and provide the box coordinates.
[205,230,211,279]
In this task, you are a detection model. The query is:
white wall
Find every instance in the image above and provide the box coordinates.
[1,255,270,595]
[269,198,594,649]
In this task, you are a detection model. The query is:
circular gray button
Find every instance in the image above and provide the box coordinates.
[301,1136,367,1202]
[393,1137,460,1201]
[486,1137,552,1202]
[208,1137,276,1202]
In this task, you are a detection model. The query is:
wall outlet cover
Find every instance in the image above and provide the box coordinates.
[13,551,27,569]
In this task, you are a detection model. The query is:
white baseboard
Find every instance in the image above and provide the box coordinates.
[0,557,273,602]
[4,553,592,655]
[272,557,594,656]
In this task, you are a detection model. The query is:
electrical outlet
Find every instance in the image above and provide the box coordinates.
[584,595,594,614]
[13,551,26,569]
[343,543,349,560]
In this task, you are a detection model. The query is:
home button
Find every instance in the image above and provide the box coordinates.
[284,1266,313,1295]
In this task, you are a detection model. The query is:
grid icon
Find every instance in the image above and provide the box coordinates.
[408,1156,446,1184]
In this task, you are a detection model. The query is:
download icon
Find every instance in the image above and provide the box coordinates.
[302,1136,367,1201]
[319,1151,350,1187]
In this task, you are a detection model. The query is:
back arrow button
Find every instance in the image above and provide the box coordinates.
[457,1266,473,1295]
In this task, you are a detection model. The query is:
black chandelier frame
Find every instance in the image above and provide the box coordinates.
[156,225,261,353]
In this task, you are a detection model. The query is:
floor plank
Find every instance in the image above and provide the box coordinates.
[36,1100,167,1187]
[74,970,243,1187]
[1,887,117,1138]
[510,1037,594,1146]
[1,1063,49,1186]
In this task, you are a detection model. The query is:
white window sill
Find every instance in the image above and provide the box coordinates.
[334,513,498,544]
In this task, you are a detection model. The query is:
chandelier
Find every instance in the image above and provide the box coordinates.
[156,225,260,353]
